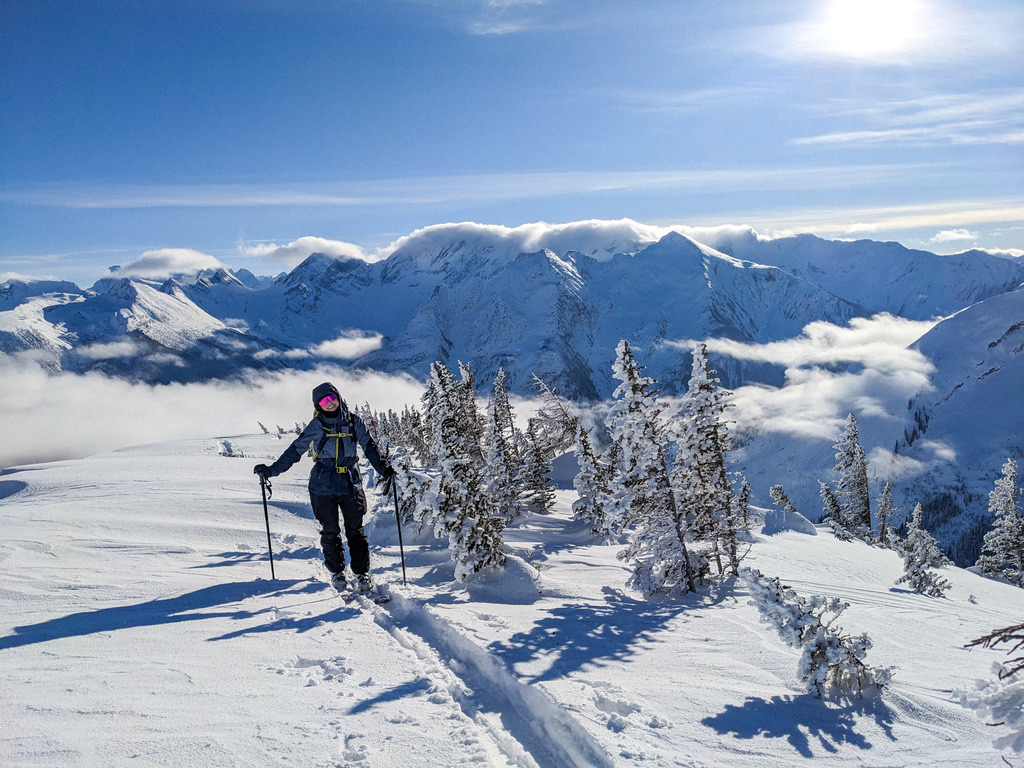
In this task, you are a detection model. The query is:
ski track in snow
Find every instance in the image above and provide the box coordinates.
[4,433,1024,767]
[370,589,614,768]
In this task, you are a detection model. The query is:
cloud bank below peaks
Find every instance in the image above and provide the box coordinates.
[678,313,940,441]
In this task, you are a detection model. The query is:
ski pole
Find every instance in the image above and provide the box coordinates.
[392,481,407,586]
[259,475,276,580]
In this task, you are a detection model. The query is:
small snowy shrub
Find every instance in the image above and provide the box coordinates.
[743,568,893,700]
[960,622,1024,753]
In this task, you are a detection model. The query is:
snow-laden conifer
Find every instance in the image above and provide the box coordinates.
[392,453,439,531]
[482,369,522,522]
[743,569,893,700]
[610,340,698,593]
[820,481,854,541]
[895,504,950,596]
[606,340,672,529]
[976,458,1024,587]
[531,375,579,457]
[418,361,506,578]
[769,485,799,517]
[830,414,872,538]
[435,389,506,580]
[875,482,898,549]
[456,361,486,464]
[675,343,744,575]
[572,423,612,536]
[735,477,753,529]
[519,419,556,514]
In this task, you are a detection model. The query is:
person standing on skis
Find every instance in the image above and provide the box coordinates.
[254,382,394,593]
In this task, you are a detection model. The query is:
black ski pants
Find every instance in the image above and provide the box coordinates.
[309,488,370,575]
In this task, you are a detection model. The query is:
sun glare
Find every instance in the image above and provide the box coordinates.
[817,0,927,60]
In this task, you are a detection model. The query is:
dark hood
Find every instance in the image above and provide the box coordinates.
[312,382,343,417]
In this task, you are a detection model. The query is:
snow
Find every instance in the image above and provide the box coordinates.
[4,434,1024,767]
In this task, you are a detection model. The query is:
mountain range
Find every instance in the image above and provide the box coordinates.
[2,220,1022,564]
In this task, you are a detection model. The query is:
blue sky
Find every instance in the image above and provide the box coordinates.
[1,0,1021,284]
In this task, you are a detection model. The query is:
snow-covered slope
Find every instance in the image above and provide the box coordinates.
[891,286,1024,563]
[706,230,1024,320]
[2,435,1023,766]
[3,278,293,382]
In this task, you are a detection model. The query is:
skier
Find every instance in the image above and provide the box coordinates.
[254,382,394,593]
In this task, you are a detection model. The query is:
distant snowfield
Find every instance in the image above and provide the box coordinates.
[2,434,1022,767]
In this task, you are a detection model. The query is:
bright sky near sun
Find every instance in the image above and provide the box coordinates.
[1,0,1021,283]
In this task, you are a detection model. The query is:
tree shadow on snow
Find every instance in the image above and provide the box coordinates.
[487,587,689,683]
[0,579,327,651]
[192,545,321,569]
[701,693,896,758]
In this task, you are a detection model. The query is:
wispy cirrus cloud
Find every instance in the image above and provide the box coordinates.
[0,164,940,210]
[793,91,1024,147]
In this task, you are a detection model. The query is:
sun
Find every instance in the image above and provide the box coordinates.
[817,0,927,60]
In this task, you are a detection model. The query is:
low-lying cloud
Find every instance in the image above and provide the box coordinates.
[674,314,940,441]
[0,356,426,470]
[310,332,384,360]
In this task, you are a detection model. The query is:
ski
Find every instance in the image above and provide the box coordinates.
[339,591,391,605]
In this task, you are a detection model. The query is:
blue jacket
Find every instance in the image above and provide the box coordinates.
[266,385,388,496]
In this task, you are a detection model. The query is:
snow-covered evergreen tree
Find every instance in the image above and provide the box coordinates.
[572,423,612,536]
[977,458,1024,587]
[675,343,744,576]
[769,484,799,517]
[875,482,898,549]
[895,504,950,596]
[735,477,753,529]
[531,374,579,457]
[437,411,506,581]
[456,361,486,464]
[482,369,522,522]
[420,360,506,579]
[606,340,672,529]
[743,569,893,700]
[610,340,699,594]
[392,453,439,531]
[831,413,872,538]
[520,418,556,514]
[820,481,854,541]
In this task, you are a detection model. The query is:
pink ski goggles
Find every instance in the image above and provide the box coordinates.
[318,393,339,409]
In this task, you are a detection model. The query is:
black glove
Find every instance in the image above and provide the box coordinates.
[253,464,271,479]
[379,464,396,495]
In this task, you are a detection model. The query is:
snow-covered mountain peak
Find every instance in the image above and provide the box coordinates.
[194,267,247,289]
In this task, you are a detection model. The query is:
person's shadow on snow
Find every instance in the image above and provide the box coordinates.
[701,693,895,757]
[0,579,328,650]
